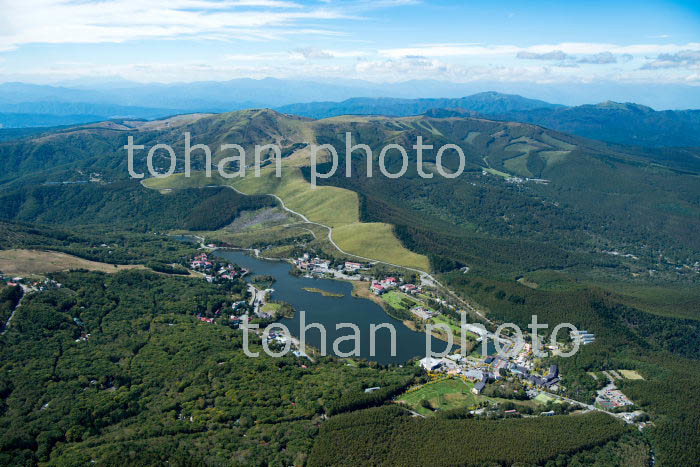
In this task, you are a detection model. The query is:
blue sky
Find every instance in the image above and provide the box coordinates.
[0,0,699,86]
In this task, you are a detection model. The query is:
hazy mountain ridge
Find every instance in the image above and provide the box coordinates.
[276,92,562,118]
[2,79,700,147]
[279,96,700,147]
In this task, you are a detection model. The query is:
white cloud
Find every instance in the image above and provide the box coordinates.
[288,47,367,60]
[642,50,700,69]
[0,0,352,50]
[516,50,570,61]
[577,52,618,64]
[379,42,700,59]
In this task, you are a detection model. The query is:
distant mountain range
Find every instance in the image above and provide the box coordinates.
[276,92,563,118]
[2,80,700,147]
[278,95,700,147]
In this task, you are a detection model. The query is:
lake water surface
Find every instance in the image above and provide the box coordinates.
[215,249,449,364]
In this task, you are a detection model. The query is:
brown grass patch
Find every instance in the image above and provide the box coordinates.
[0,249,145,277]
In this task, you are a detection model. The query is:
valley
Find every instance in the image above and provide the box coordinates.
[0,104,699,466]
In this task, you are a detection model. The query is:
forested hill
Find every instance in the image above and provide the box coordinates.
[0,107,699,465]
[1,108,699,279]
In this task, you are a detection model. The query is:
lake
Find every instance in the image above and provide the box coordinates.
[215,249,449,364]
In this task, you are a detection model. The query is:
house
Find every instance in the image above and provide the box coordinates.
[528,375,546,387]
[399,284,419,294]
[312,261,330,273]
[344,262,362,272]
[370,283,386,295]
[419,357,445,372]
[383,277,398,286]
[198,316,214,323]
[544,378,560,388]
[464,369,484,381]
[571,330,596,345]
[471,373,489,394]
[411,306,435,320]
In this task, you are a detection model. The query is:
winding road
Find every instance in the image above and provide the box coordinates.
[1,284,28,335]
[251,190,493,325]
[225,183,493,325]
[143,177,491,325]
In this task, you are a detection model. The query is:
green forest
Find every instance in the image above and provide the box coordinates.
[309,406,630,466]
[0,109,699,465]
[0,269,420,465]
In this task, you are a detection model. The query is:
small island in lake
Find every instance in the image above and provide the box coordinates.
[302,287,344,298]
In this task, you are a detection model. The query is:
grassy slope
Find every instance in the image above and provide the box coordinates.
[231,167,359,228]
[0,249,146,276]
[333,223,431,271]
[145,168,432,271]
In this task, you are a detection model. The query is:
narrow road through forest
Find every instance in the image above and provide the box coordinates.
[1,284,28,335]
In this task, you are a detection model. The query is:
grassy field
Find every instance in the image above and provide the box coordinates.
[261,303,283,314]
[534,393,561,404]
[398,378,545,416]
[205,224,315,249]
[332,223,431,271]
[0,249,145,276]
[142,172,227,190]
[398,379,479,415]
[618,370,645,380]
[143,168,431,271]
[232,168,359,228]
[382,291,418,310]
[429,314,467,339]
[504,154,533,177]
[483,167,512,178]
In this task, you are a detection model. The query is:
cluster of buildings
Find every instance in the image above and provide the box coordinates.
[399,283,421,294]
[293,253,370,276]
[190,253,248,283]
[597,388,634,409]
[419,343,562,397]
[411,306,439,320]
[343,261,363,273]
[370,277,423,296]
[370,276,399,295]
[513,362,560,390]
[1,275,23,287]
[1,275,60,292]
[571,329,596,345]
[190,253,214,270]
[419,355,497,394]
[501,174,551,185]
[294,254,332,274]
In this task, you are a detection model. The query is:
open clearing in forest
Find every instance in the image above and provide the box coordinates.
[0,249,145,276]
